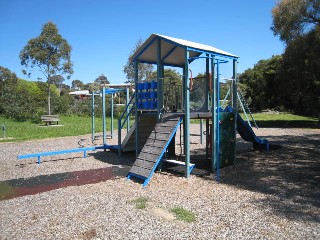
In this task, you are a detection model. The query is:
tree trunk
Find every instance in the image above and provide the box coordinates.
[48,83,51,115]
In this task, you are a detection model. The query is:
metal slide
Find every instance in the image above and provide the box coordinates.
[236,114,269,151]
[127,113,182,187]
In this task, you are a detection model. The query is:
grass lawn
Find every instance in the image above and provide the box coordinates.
[0,113,318,142]
[242,112,318,128]
[0,115,118,142]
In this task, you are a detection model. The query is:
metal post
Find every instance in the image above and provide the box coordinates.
[200,119,203,144]
[206,119,209,160]
[232,59,238,164]
[184,49,190,178]
[206,54,210,111]
[102,85,106,147]
[134,61,140,156]
[111,93,114,139]
[211,55,216,173]
[118,118,121,156]
[157,38,163,120]
[126,87,130,132]
[216,61,220,181]
[92,92,95,141]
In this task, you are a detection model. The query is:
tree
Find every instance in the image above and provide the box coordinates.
[149,68,181,83]
[72,79,85,90]
[123,39,154,83]
[95,74,110,85]
[271,0,320,44]
[49,75,65,95]
[59,83,71,96]
[20,21,73,115]
[270,0,320,115]
[0,66,18,98]
[239,55,282,111]
[0,66,18,116]
[277,31,320,114]
[86,82,101,93]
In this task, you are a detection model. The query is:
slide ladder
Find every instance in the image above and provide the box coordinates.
[236,114,269,151]
[127,113,182,187]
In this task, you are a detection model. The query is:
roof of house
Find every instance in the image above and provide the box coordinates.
[69,90,90,95]
[131,33,239,67]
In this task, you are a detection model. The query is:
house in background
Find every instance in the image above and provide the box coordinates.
[69,90,91,99]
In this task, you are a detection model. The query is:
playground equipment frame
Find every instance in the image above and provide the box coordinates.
[130,34,240,181]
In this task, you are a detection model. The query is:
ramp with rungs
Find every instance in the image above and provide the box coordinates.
[127,114,182,187]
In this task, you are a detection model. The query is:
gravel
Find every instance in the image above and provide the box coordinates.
[0,126,319,239]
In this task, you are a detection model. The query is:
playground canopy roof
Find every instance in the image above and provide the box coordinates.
[102,88,124,94]
[131,33,239,67]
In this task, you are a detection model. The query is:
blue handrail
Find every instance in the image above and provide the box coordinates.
[118,92,135,155]
[119,92,135,129]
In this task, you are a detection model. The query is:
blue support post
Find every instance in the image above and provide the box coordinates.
[216,61,220,181]
[111,93,114,139]
[200,119,203,145]
[184,49,190,178]
[232,59,238,164]
[92,92,95,141]
[206,119,209,160]
[157,38,163,120]
[118,118,121,156]
[211,55,216,173]
[206,54,210,111]
[206,55,210,159]
[102,85,106,147]
[134,61,140,156]
[126,87,130,132]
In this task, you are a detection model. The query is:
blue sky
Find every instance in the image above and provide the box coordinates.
[0,0,284,85]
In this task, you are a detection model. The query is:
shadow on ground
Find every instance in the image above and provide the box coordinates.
[1,150,133,201]
[216,133,320,223]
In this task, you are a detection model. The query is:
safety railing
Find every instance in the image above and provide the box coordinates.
[163,81,183,112]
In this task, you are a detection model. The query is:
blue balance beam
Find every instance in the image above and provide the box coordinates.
[17,144,118,164]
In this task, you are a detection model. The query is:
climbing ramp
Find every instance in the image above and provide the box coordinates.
[236,114,269,151]
[127,113,182,187]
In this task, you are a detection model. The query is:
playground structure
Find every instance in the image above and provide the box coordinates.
[17,33,269,187]
[120,34,269,186]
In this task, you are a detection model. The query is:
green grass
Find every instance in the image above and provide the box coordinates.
[0,112,318,143]
[171,207,196,223]
[241,112,318,128]
[191,112,318,128]
[0,115,118,142]
[130,197,148,209]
